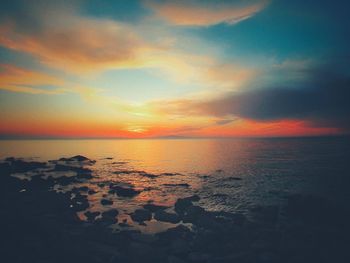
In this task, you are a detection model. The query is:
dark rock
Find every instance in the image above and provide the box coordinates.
[72,186,89,193]
[143,203,169,212]
[102,209,119,217]
[84,211,100,222]
[101,199,113,206]
[174,195,200,215]
[6,158,47,173]
[71,193,89,211]
[183,205,205,223]
[154,210,180,224]
[88,189,97,195]
[98,209,119,224]
[109,184,140,197]
[130,209,152,223]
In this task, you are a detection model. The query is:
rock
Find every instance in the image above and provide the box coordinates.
[174,195,200,215]
[183,205,205,223]
[101,199,113,206]
[84,211,100,222]
[98,209,118,224]
[143,203,169,212]
[109,184,140,197]
[6,159,47,173]
[72,186,89,193]
[154,210,181,224]
[102,209,119,218]
[130,209,152,223]
[71,193,89,211]
[88,189,97,195]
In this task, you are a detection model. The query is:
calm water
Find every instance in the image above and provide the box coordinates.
[1,137,349,232]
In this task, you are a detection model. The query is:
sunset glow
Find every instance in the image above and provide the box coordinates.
[1,0,349,138]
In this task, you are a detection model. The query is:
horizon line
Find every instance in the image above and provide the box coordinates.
[0,134,349,140]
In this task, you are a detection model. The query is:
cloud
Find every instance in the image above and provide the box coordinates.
[0,16,149,72]
[150,63,350,131]
[146,0,268,26]
[0,64,66,94]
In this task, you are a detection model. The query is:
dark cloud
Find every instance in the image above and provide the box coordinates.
[187,64,350,131]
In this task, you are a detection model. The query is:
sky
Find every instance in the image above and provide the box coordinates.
[0,0,349,138]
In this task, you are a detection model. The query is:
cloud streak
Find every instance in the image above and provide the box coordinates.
[146,0,268,26]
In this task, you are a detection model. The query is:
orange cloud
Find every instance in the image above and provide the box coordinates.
[146,0,268,26]
[0,20,150,72]
[0,64,66,94]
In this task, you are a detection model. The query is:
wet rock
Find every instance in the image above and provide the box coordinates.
[6,158,47,173]
[101,199,113,206]
[143,203,169,212]
[174,195,200,216]
[102,209,119,218]
[71,193,89,211]
[60,155,92,162]
[72,186,89,193]
[84,211,100,222]
[109,184,140,197]
[97,209,118,224]
[56,176,77,186]
[154,210,181,224]
[130,209,152,223]
[183,205,205,223]
[88,189,97,195]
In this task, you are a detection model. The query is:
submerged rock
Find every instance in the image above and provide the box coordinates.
[130,209,152,223]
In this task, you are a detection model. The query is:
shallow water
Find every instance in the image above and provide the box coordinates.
[1,137,349,233]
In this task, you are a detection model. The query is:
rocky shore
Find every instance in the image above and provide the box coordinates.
[1,156,349,263]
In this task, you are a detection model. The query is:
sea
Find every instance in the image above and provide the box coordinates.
[1,136,349,233]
